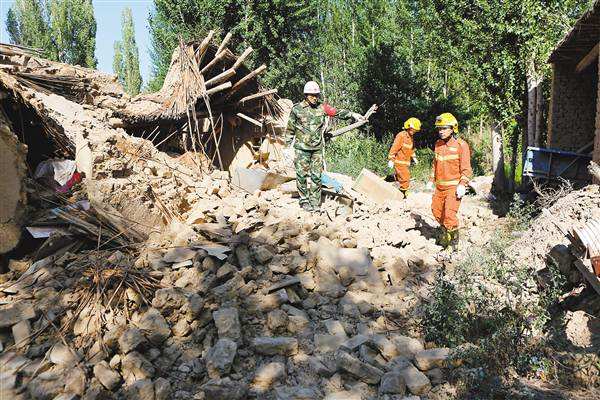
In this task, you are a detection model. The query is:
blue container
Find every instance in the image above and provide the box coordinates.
[523,146,592,182]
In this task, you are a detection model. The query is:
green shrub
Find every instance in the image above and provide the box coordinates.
[325,132,392,177]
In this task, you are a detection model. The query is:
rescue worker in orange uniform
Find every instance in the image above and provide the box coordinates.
[388,117,421,198]
[426,113,472,251]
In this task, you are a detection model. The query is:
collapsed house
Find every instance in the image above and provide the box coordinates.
[547,0,600,163]
[0,33,284,252]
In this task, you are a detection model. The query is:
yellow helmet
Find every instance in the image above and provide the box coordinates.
[435,112,458,133]
[403,117,421,132]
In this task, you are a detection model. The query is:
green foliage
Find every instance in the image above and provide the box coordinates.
[423,198,570,384]
[6,0,53,57]
[147,0,318,97]
[6,0,97,68]
[325,132,392,178]
[114,8,142,96]
[423,227,545,377]
[47,0,97,67]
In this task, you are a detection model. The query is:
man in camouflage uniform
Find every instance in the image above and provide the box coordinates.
[285,81,364,211]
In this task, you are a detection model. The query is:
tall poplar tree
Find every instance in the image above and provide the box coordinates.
[113,7,143,96]
[6,0,97,68]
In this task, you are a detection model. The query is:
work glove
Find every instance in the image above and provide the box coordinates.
[351,112,365,122]
[412,156,419,165]
[387,160,394,169]
[456,184,466,199]
[426,182,434,191]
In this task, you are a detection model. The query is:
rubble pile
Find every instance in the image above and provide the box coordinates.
[511,185,600,280]
[3,31,582,400]
[0,157,500,400]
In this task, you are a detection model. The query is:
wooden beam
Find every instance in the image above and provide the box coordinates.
[196,30,215,63]
[226,64,267,99]
[205,81,232,96]
[205,68,236,88]
[216,32,232,55]
[232,47,253,70]
[200,50,227,75]
[236,89,277,105]
[236,112,263,128]
[573,259,600,296]
[576,43,599,73]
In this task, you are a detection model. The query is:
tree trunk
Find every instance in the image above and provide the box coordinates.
[526,75,537,148]
[534,84,543,147]
[491,122,506,193]
[509,127,519,193]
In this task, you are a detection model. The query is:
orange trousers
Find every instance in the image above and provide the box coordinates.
[431,186,461,230]
[394,165,410,190]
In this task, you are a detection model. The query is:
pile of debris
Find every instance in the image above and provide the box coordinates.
[511,184,600,284]
[5,30,590,400]
[1,168,500,399]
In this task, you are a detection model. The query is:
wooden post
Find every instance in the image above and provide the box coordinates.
[534,84,543,147]
[491,122,506,193]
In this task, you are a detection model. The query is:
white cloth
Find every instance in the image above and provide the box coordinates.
[456,184,466,199]
[34,159,77,186]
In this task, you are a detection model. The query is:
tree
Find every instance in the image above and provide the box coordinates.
[147,0,318,96]
[48,0,97,67]
[5,0,53,56]
[6,0,97,68]
[113,7,142,96]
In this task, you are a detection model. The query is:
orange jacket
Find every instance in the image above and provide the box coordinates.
[430,136,472,188]
[388,131,414,166]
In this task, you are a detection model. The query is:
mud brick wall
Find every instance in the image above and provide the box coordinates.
[548,62,598,152]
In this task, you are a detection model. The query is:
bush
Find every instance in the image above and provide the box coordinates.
[325,132,392,178]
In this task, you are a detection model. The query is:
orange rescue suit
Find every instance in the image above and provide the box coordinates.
[430,136,472,230]
[388,130,414,190]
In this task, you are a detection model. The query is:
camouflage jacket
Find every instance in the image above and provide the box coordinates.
[285,100,353,151]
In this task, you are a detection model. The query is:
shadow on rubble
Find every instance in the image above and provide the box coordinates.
[1,182,444,398]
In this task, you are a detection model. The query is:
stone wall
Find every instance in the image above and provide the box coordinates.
[548,62,598,152]
[594,52,600,164]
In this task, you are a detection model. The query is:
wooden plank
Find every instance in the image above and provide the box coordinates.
[573,259,600,296]
[575,43,599,73]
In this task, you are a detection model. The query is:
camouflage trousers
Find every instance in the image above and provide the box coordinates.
[294,149,323,207]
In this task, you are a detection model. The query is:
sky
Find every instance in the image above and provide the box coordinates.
[0,0,154,83]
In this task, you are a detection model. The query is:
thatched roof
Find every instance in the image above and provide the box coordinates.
[549,0,600,63]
